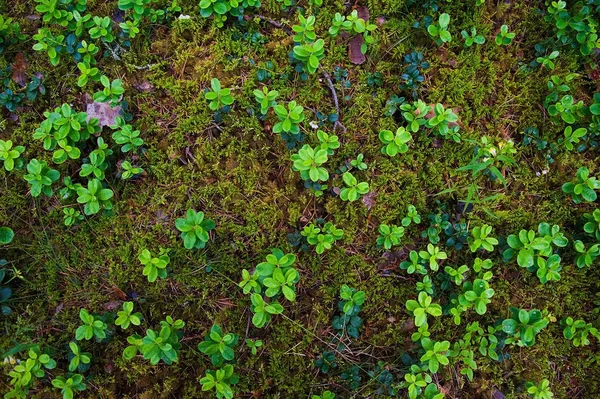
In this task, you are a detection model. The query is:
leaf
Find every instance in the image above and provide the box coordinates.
[11,53,28,87]
[0,227,14,244]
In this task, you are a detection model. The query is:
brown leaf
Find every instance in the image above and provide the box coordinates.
[11,53,28,87]
[362,191,377,210]
[86,101,122,128]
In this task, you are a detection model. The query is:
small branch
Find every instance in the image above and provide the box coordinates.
[251,15,292,34]
[321,71,347,132]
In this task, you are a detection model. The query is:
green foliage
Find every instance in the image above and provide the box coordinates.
[206,78,234,111]
[468,224,498,252]
[63,208,84,227]
[0,227,14,245]
[458,279,495,315]
[198,324,238,366]
[378,127,412,156]
[115,301,142,329]
[52,374,86,399]
[583,209,600,240]
[93,76,124,106]
[301,222,343,254]
[427,13,452,44]
[250,293,283,328]
[253,86,278,115]
[574,240,599,268]
[461,27,485,46]
[75,309,107,341]
[328,10,377,54]
[401,365,441,399]
[245,338,262,355]
[316,130,340,155]
[562,317,599,347]
[418,244,447,272]
[291,144,329,182]
[503,223,568,283]
[293,15,317,44]
[175,209,216,249]
[76,179,114,215]
[311,391,335,399]
[502,308,550,347]
[547,95,585,124]
[426,103,460,142]
[112,120,144,153]
[340,172,369,201]
[536,50,559,70]
[67,342,91,372]
[376,224,405,249]
[562,167,600,203]
[349,153,367,170]
[200,364,239,399]
[6,346,57,397]
[32,28,65,66]
[560,126,586,150]
[0,140,25,171]
[406,292,442,327]
[76,61,99,87]
[400,250,427,275]
[526,379,554,399]
[24,159,60,197]
[121,161,143,179]
[314,351,337,374]
[273,101,304,134]
[495,25,515,45]
[293,39,325,74]
[444,264,469,285]
[137,316,185,365]
[457,136,517,186]
[339,284,366,315]
[545,0,600,56]
[420,338,450,373]
[402,205,421,227]
[89,16,115,42]
[138,249,170,282]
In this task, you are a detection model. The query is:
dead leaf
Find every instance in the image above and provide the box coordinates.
[362,191,377,210]
[86,101,122,128]
[11,53,28,87]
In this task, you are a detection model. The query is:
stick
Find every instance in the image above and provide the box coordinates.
[252,15,292,34]
[321,71,347,132]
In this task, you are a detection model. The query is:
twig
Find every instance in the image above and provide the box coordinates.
[321,71,347,132]
[252,15,292,34]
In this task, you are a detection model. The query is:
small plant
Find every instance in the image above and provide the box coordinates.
[199,364,239,399]
[400,250,427,275]
[547,95,585,124]
[75,308,107,341]
[198,324,238,366]
[312,391,335,399]
[376,224,405,250]
[562,167,600,203]
[76,179,114,215]
[561,126,587,151]
[51,374,86,399]
[340,172,369,202]
[121,161,143,179]
[574,240,599,268]
[420,338,450,373]
[138,249,170,282]
[253,86,278,115]
[291,144,329,183]
[24,159,60,197]
[301,222,343,254]
[138,316,185,365]
[378,127,412,156]
[67,342,91,372]
[93,76,124,106]
[427,13,452,44]
[402,365,441,399]
[263,267,299,301]
[584,209,600,240]
[402,205,421,227]
[205,78,234,111]
[495,25,515,45]
[339,284,366,315]
[273,101,305,135]
[175,209,216,249]
[0,140,25,171]
[419,244,447,272]
[444,264,469,285]
[349,153,367,170]
[250,293,283,328]
[314,351,337,374]
[292,39,325,74]
[89,16,115,42]
[115,301,142,329]
[458,279,495,315]
[6,346,57,396]
[461,27,485,46]
[328,10,377,54]
[536,50,559,70]
[562,317,599,347]
[468,224,498,252]
[502,308,550,347]
[245,338,263,355]
[316,130,340,155]
[406,292,442,327]
[112,123,144,153]
[426,103,460,142]
[457,136,517,186]
[526,379,554,399]
[76,61,99,87]
[0,226,14,245]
